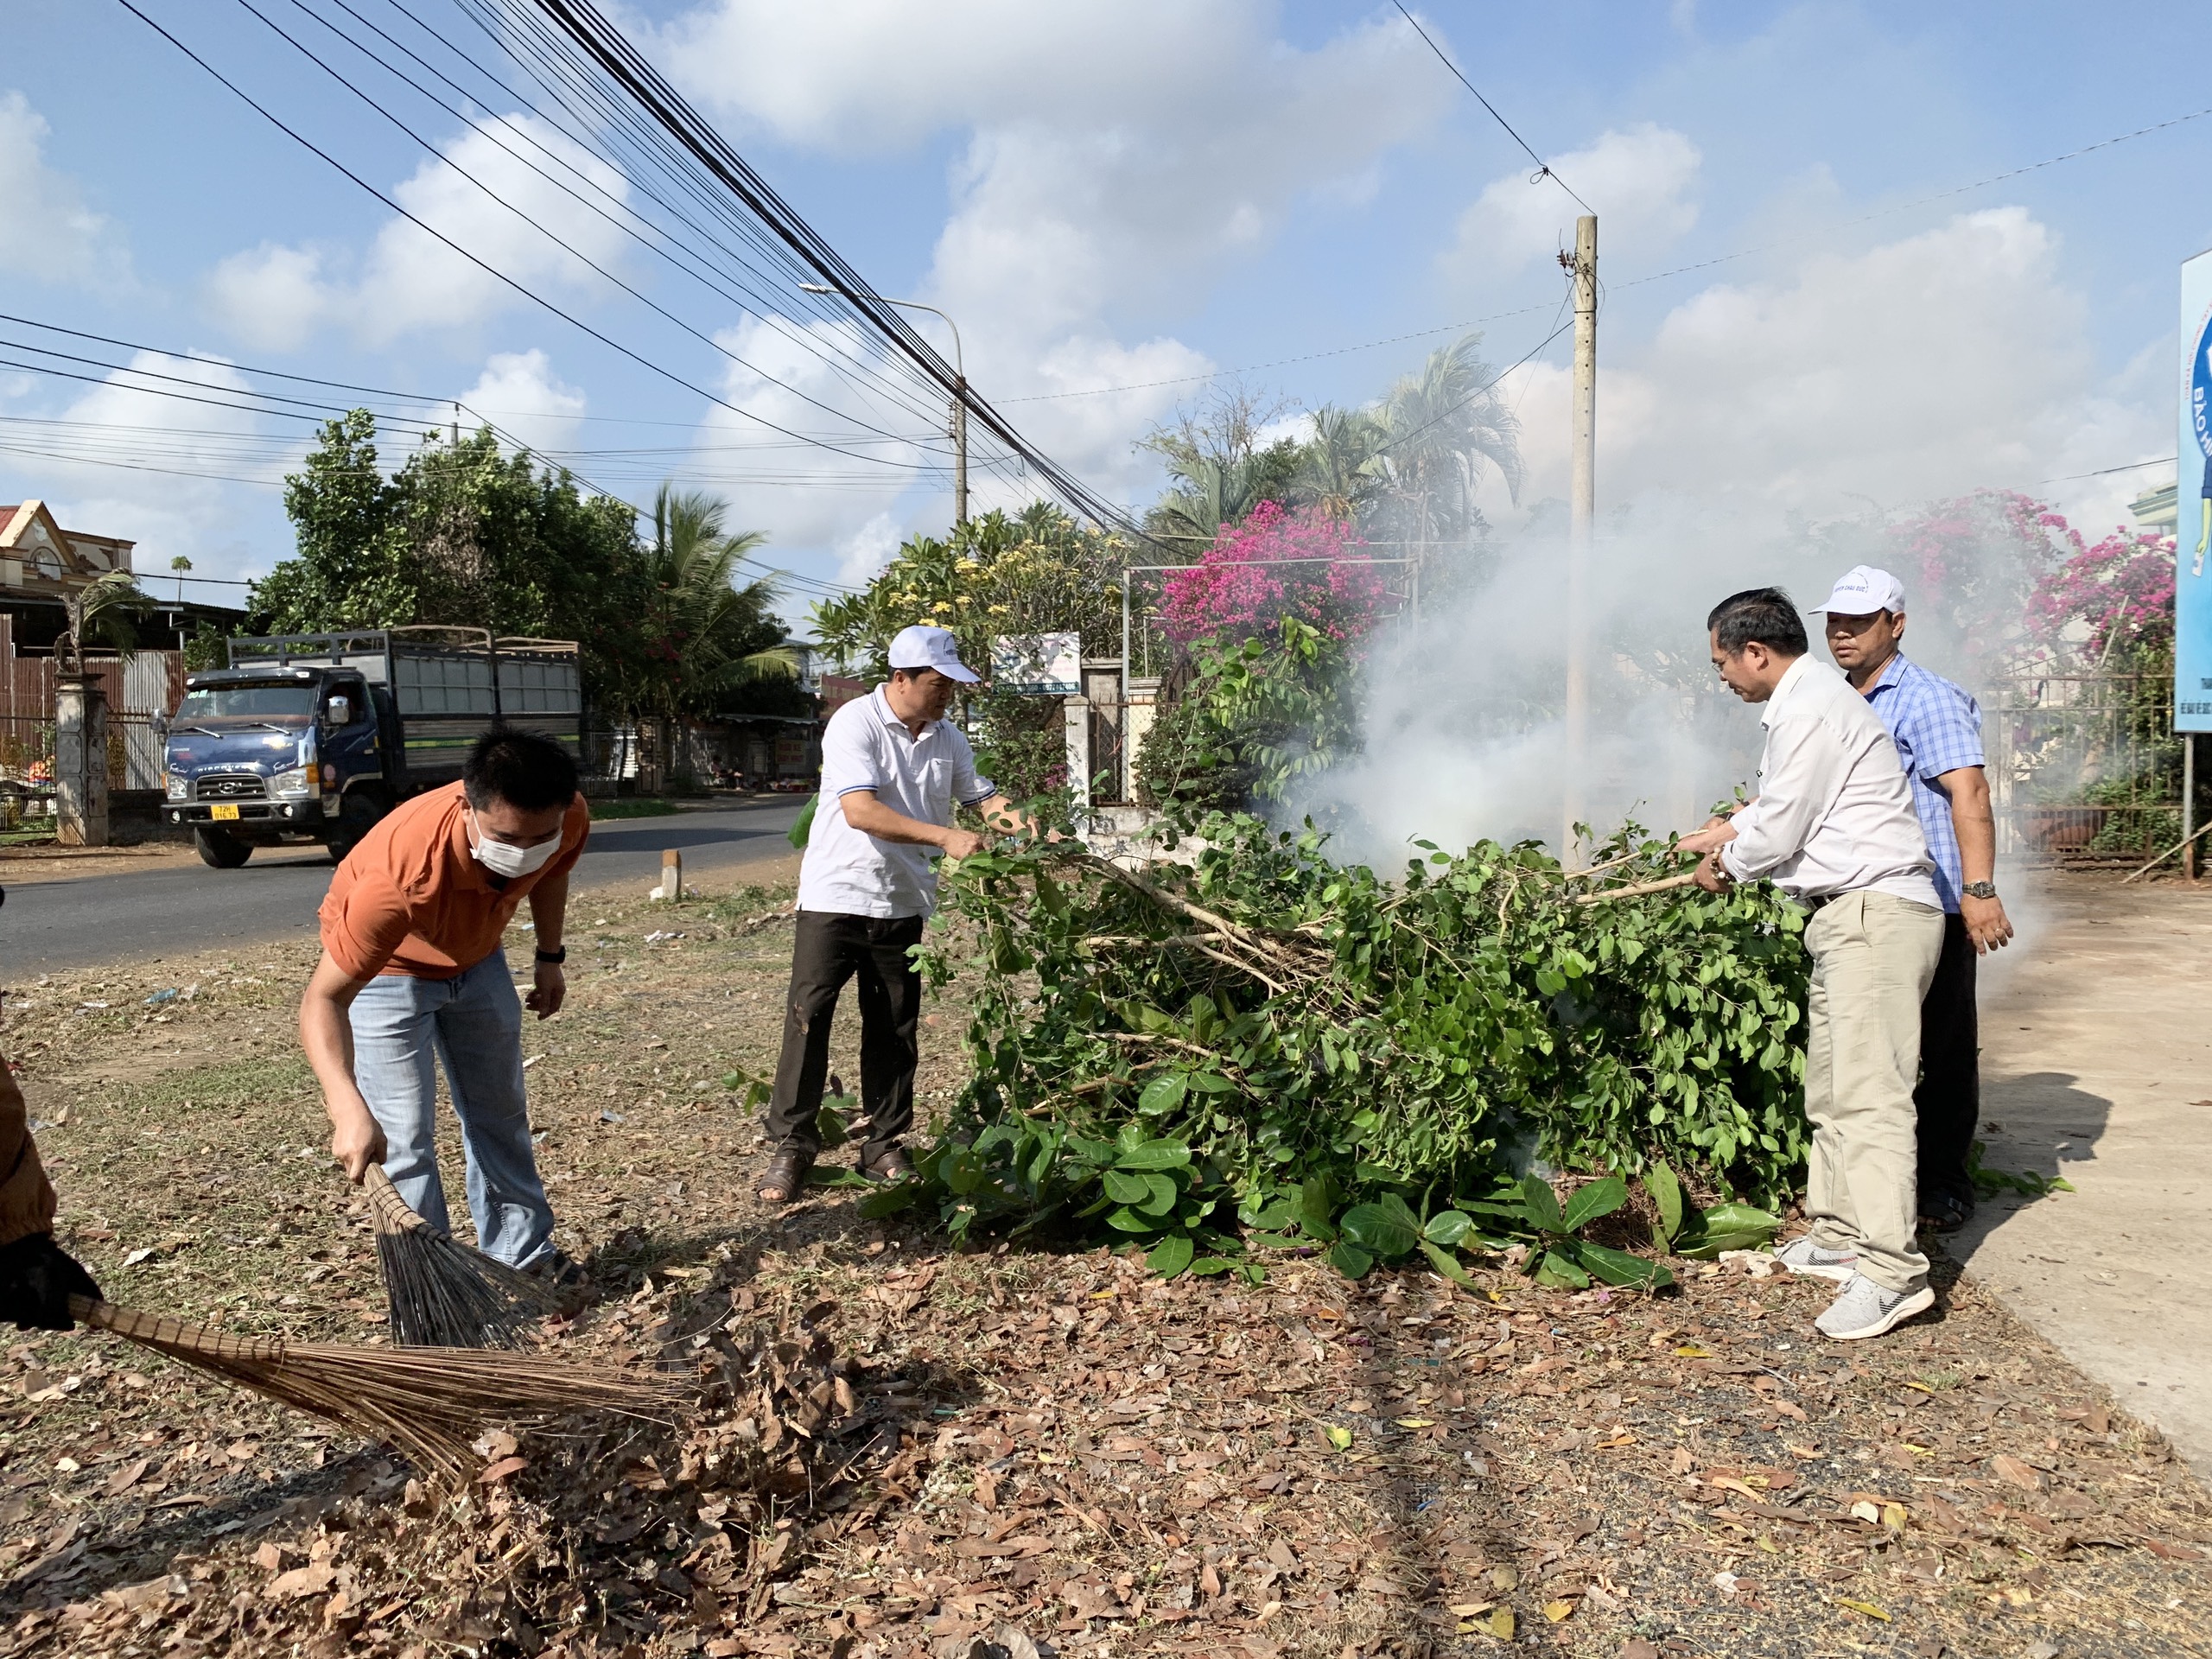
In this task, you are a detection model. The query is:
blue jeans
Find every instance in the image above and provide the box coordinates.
[347,952,555,1268]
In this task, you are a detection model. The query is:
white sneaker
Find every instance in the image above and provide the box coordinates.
[1774,1235,1859,1283]
[1815,1273,1936,1341]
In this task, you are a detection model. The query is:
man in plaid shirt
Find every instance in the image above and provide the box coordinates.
[1817,566,2015,1232]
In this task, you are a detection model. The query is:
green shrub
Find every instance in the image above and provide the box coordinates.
[879,813,1807,1281]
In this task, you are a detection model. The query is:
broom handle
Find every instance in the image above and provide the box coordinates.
[69,1295,292,1364]
[364,1163,435,1235]
[1570,870,1703,905]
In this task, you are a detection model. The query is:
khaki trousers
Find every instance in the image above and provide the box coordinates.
[1802,889,1945,1294]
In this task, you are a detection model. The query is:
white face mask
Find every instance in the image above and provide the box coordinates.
[469,810,562,879]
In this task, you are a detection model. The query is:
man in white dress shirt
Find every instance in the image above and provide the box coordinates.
[1676,588,1946,1341]
[756,626,1027,1205]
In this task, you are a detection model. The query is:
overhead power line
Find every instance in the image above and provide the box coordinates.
[1364,318,1572,462]
[289,0,954,431]
[1617,103,2212,295]
[2036,456,2177,486]
[0,312,871,598]
[115,0,934,477]
[522,0,1159,545]
[997,93,2212,408]
[232,0,938,446]
[998,300,1559,404]
[1390,2,1591,214]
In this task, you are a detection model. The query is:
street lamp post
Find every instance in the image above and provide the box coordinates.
[800,284,966,525]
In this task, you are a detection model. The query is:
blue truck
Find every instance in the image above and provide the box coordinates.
[159,627,582,868]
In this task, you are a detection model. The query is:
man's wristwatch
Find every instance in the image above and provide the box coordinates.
[534,945,567,964]
[1961,881,1999,901]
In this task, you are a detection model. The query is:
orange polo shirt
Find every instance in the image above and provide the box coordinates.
[318,782,589,980]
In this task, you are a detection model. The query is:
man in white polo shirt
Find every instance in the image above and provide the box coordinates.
[1676,588,1945,1341]
[757,626,1026,1203]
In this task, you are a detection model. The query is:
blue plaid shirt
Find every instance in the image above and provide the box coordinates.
[1862,653,1983,913]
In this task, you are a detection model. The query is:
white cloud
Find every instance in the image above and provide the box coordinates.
[1474,207,2162,531]
[657,0,1451,532]
[978,334,1217,512]
[6,351,279,579]
[0,91,126,286]
[655,2,1307,156]
[203,114,632,348]
[459,350,587,456]
[204,244,331,354]
[1445,124,1702,277]
[688,315,935,555]
[835,511,905,587]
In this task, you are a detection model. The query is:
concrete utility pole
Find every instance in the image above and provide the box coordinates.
[951,370,969,529]
[1561,213,1597,863]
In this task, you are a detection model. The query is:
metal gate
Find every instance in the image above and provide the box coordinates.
[1987,668,2180,860]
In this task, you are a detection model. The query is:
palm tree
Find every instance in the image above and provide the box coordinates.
[642,485,795,720]
[57,570,147,675]
[1369,333,1524,555]
[1299,404,1386,525]
[1140,387,1306,543]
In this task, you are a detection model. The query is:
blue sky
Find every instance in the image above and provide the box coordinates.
[3,0,2209,626]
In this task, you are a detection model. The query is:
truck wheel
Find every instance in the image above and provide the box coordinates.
[194,828,253,869]
[326,790,388,863]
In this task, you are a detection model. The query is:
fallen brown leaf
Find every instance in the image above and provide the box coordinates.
[104,1456,150,1496]
[267,1562,337,1600]
[1992,1453,2043,1491]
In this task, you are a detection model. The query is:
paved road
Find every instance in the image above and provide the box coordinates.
[1,796,808,971]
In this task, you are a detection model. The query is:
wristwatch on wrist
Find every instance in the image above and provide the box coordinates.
[534,944,568,964]
[1961,881,1998,901]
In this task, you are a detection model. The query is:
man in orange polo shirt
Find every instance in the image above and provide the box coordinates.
[300,729,587,1281]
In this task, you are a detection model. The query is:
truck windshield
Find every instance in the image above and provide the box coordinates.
[175,684,316,720]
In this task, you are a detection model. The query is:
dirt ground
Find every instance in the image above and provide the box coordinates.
[1,871,2208,1658]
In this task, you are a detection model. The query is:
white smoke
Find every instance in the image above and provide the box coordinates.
[1287,494,2016,872]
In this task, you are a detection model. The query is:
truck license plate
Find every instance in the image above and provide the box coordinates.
[210,804,240,822]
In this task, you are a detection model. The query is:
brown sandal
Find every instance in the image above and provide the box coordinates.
[758,1147,815,1205]
[858,1145,912,1184]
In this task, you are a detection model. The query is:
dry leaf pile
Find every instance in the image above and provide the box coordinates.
[2,1272,902,1658]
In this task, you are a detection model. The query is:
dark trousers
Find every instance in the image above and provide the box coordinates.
[1915,912,1980,1205]
[766,911,925,1157]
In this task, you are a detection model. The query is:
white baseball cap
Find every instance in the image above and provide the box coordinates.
[1815,564,1906,617]
[887,623,980,683]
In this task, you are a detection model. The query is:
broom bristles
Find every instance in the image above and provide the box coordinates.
[364,1166,563,1349]
[69,1295,677,1484]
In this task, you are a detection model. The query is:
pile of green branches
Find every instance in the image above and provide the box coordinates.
[874,812,1805,1285]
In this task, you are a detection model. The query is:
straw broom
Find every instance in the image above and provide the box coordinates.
[364,1166,562,1349]
[68,1295,674,1485]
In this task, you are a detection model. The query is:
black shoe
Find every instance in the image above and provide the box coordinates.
[1919,1190,1974,1234]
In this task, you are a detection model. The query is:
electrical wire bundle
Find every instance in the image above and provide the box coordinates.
[103,0,1112,546]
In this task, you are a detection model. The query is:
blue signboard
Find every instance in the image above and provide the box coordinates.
[2181,249,2212,731]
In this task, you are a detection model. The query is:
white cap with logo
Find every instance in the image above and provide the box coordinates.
[887,623,980,683]
[1815,564,1906,617]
